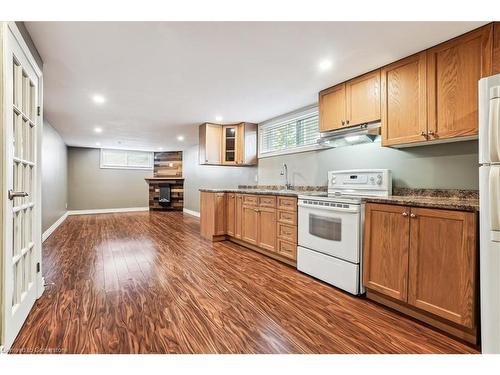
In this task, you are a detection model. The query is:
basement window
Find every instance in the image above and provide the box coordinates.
[100,149,153,170]
[258,105,321,158]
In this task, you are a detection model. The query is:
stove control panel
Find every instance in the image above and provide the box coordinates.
[328,169,392,196]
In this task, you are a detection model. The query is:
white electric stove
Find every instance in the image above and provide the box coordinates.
[297,169,392,295]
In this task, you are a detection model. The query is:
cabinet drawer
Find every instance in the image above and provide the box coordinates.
[277,196,297,211]
[278,210,297,225]
[277,223,297,243]
[277,239,297,260]
[259,195,276,208]
[243,195,258,206]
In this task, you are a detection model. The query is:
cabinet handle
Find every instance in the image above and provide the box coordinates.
[402,212,408,217]
[428,131,435,137]
[341,120,345,126]
[420,131,427,137]
[410,213,417,218]
[346,120,349,125]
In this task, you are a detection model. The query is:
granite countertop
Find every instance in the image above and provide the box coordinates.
[200,186,479,212]
[364,188,479,212]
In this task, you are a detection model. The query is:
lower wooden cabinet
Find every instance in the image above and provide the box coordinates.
[363,202,478,343]
[200,192,297,265]
[242,204,259,246]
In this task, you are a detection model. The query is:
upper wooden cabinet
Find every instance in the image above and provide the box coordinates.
[199,123,222,164]
[381,52,428,146]
[199,122,257,166]
[319,70,381,132]
[427,24,493,141]
[346,70,381,127]
[319,83,346,132]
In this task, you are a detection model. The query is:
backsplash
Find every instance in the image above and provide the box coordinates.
[257,139,479,190]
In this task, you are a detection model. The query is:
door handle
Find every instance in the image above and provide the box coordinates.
[402,212,408,217]
[8,190,28,200]
[410,213,417,218]
[489,94,500,163]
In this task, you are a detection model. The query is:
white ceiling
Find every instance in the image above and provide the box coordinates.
[26,21,486,151]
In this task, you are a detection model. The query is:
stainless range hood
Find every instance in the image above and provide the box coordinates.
[317,122,381,148]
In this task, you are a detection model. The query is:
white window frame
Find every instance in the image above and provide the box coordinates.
[258,104,323,158]
[100,148,154,170]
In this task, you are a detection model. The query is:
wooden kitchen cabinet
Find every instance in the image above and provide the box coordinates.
[200,192,226,241]
[363,202,478,343]
[199,122,257,166]
[381,52,428,146]
[363,203,410,302]
[408,207,477,329]
[242,204,259,246]
[319,70,381,132]
[258,207,277,252]
[319,83,346,132]
[427,25,493,142]
[345,69,381,127]
[199,123,222,165]
[234,194,243,239]
[226,193,236,236]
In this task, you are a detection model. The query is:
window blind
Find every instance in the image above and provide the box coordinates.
[100,149,153,170]
[259,107,320,157]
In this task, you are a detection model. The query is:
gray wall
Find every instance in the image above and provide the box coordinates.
[183,145,258,213]
[258,139,479,190]
[67,147,150,210]
[42,121,68,232]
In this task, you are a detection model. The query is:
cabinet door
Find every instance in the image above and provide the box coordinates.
[346,70,381,126]
[381,52,428,146]
[258,207,277,252]
[214,193,226,235]
[222,125,238,165]
[408,208,477,328]
[242,205,259,245]
[226,193,236,237]
[427,25,493,140]
[319,83,346,132]
[234,194,243,239]
[363,203,410,301]
[200,123,222,164]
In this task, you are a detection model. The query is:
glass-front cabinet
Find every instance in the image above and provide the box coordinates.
[222,125,238,165]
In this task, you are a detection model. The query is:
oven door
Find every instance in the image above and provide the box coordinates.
[298,201,360,263]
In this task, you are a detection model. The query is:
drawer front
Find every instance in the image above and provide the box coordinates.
[243,194,258,206]
[259,195,276,208]
[278,239,297,260]
[277,222,297,243]
[277,196,297,211]
[278,210,297,225]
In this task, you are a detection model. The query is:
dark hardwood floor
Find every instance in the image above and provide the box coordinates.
[11,211,478,354]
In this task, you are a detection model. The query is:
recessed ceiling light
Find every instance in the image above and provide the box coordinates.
[92,94,106,104]
[215,115,223,122]
[95,142,101,146]
[158,147,163,150]
[319,59,333,71]
[94,127,103,133]
[177,135,185,141]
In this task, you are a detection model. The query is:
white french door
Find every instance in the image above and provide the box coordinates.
[1,23,43,351]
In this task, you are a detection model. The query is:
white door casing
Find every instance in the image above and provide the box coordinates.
[1,22,43,352]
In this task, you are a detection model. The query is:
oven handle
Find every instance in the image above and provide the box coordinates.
[298,202,360,214]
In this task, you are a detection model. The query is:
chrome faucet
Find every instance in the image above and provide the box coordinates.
[280,163,292,190]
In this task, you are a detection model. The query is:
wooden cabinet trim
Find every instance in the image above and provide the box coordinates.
[277,222,297,243]
[243,194,258,206]
[277,239,297,260]
[258,195,276,208]
[278,210,297,226]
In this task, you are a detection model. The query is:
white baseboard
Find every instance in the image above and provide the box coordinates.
[183,208,200,217]
[67,207,149,216]
[42,211,68,242]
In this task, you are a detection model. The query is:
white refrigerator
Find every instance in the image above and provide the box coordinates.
[479,73,500,353]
